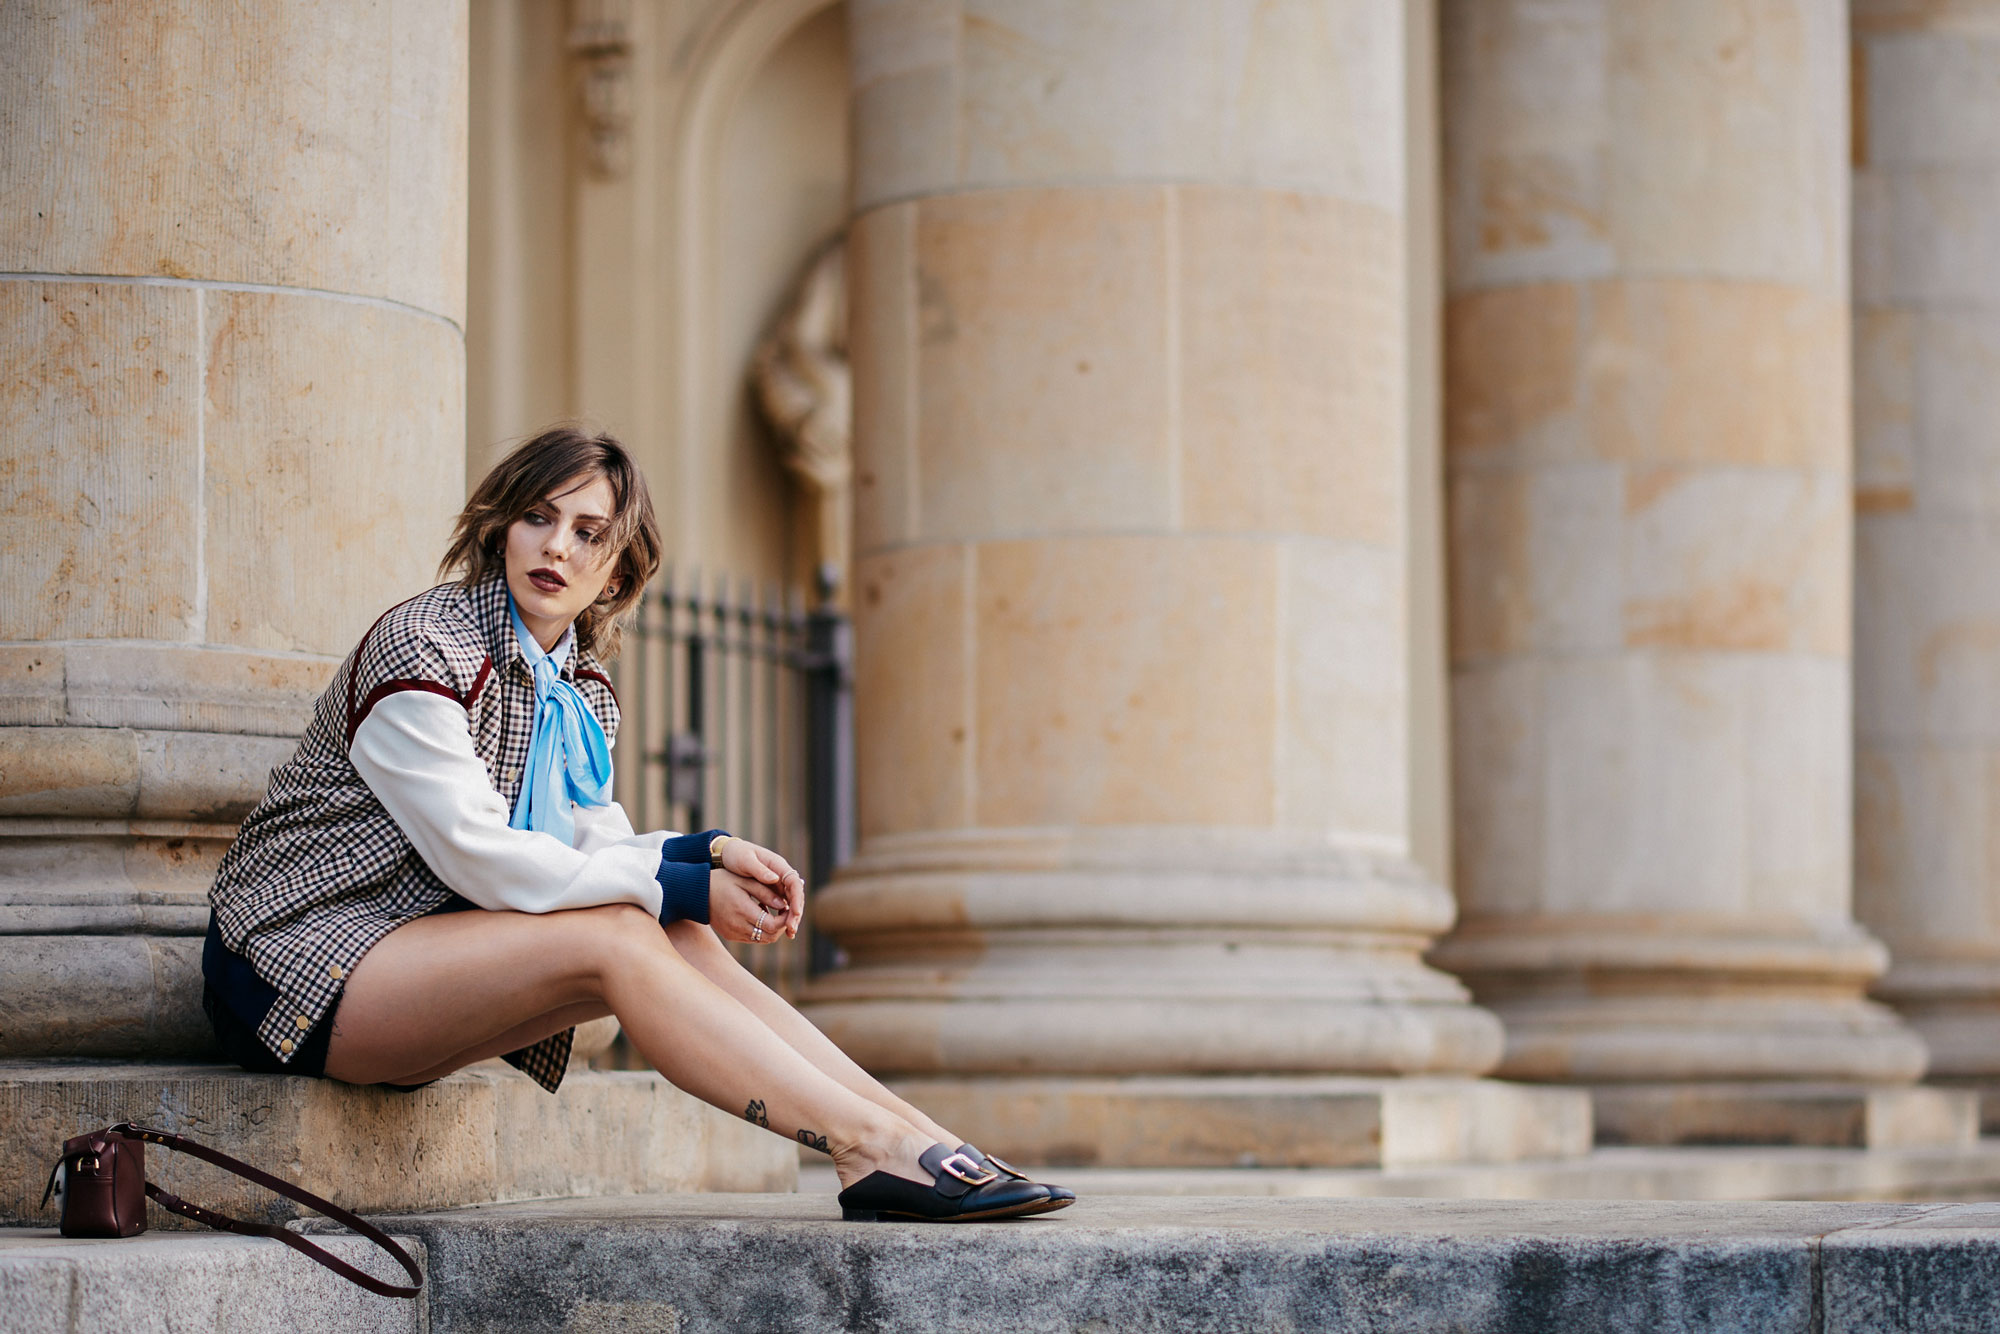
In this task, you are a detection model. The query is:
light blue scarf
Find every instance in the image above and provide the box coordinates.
[508,597,614,846]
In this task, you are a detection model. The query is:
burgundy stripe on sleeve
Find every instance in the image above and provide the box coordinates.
[464,657,494,710]
[344,605,402,741]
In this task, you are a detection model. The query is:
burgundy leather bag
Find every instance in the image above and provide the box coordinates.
[42,1122,421,1299]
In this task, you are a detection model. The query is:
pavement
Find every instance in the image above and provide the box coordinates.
[8,1171,2000,1332]
[375,1192,2000,1333]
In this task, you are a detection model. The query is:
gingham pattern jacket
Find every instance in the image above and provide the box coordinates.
[209,574,621,1092]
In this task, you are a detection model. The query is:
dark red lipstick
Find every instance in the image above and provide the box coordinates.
[528,567,567,594]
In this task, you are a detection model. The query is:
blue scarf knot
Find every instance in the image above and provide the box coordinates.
[508,598,613,846]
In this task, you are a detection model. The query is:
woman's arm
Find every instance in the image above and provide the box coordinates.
[573,802,724,871]
[351,688,710,920]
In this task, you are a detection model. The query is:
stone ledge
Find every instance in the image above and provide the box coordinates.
[799,1140,2000,1202]
[1932,1079,2000,1136]
[0,1230,424,1334]
[359,1194,2000,1334]
[885,1075,1594,1168]
[1591,1082,1980,1149]
[0,1060,795,1225]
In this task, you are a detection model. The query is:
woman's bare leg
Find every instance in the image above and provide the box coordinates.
[661,920,960,1147]
[323,903,934,1188]
[364,1000,612,1086]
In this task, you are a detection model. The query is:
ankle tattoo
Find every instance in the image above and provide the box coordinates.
[744,1099,769,1128]
[795,1128,830,1154]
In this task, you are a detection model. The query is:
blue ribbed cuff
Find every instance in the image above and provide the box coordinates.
[655,858,712,925]
[660,828,729,865]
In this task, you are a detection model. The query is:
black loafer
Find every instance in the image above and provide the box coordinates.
[838,1143,1065,1222]
[957,1142,1078,1205]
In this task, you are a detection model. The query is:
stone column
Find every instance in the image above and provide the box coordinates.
[0,1,468,1056]
[1431,0,1940,1144]
[1852,0,2000,1116]
[806,0,1589,1170]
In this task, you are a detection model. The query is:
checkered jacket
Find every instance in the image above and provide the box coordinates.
[209,573,621,1092]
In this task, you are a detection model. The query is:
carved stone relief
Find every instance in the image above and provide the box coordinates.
[569,0,634,178]
[751,234,851,585]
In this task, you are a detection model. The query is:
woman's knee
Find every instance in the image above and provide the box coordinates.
[566,903,682,975]
[662,917,728,955]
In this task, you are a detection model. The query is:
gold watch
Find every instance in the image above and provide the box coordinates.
[708,834,733,869]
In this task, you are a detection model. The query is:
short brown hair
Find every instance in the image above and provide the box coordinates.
[440,426,662,659]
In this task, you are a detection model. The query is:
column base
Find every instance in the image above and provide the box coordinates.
[1589,1083,1979,1150]
[1873,958,2000,1084]
[1927,1080,2000,1136]
[885,1075,1594,1169]
[0,1060,795,1226]
[806,829,1506,1078]
[0,816,240,1058]
[1431,916,1931,1085]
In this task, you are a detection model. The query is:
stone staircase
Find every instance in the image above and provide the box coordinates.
[2,1230,424,1334]
[11,1057,2000,1332]
[0,1059,794,1225]
[12,1194,2000,1333]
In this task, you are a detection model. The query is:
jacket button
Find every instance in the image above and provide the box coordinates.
[328,965,344,980]
[279,1039,296,1055]
[295,1015,311,1030]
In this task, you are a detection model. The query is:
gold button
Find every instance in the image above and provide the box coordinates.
[328,965,344,980]
[279,1039,295,1055]
[295,1015,311,1030]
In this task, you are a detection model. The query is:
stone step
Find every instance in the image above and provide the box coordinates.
[1591,1082,1982,1149]
[15,1191,2000,1332]
[348,1194,2000,1334]
[886,1075,1594,1168]
[799,1139,2000,1202]
[1927,1078,2000,1136]
[0,1229,425,1333]
[0,1060,794,1226]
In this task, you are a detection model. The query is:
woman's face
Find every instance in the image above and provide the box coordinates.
[504,472,621,649]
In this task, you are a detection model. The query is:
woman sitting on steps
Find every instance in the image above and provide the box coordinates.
[202,424,1073,1224]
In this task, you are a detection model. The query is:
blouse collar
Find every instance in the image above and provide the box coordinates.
[467,572,592,684]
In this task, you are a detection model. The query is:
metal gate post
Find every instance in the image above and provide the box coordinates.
[804,564,854,974]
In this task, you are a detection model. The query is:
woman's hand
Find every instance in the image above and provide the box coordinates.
[720,836,804,940]
[708,870,789,944]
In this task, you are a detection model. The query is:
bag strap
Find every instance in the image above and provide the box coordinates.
[106,1123,422,1299]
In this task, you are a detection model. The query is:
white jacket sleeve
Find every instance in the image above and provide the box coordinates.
[572,797,644,853]
[351,688,668,916]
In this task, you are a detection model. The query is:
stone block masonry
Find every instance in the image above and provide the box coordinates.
[0,1231,426,1334]
[0,0,470,1059]
[19,1193,2000,1333]
[322,1195,2000,1334]
[811,1,1518,1168]
[0,1061,795,1227]
[886,1075,1593,1169]
[1434,0,1931,1099]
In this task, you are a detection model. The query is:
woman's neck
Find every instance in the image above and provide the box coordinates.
[517,609,571,654]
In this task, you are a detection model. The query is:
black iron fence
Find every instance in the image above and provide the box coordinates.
[613,569,853,1003]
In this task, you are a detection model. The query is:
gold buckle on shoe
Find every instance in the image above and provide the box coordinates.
[937,1153,999,1186]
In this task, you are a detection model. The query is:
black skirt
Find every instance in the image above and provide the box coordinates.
[201,896,479,1088]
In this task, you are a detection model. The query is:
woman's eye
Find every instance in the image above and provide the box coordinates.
[525,512,549,525]
[580,530,600,544]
